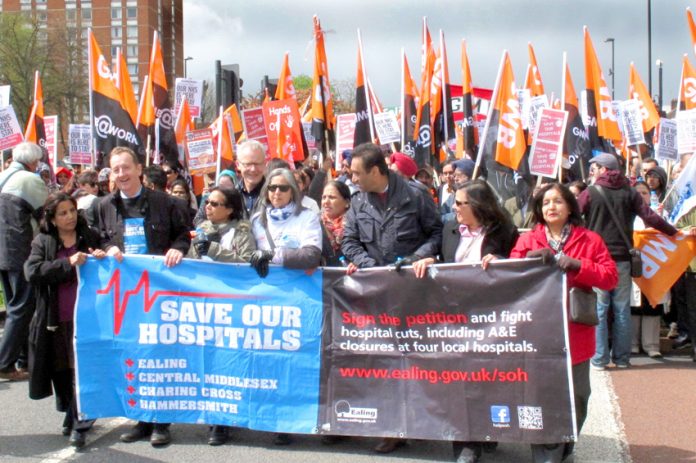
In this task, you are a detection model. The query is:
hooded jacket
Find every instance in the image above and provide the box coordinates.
[577,171,677,261]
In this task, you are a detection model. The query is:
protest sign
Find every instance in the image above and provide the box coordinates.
[529,108,568,177]
[76,257,574,443]
[0,85,10,107]
[655,118,678,161]
[262,98,305,162]
[0,106,24,151]
[335,113,357,170]
[185,128,216,175]
[44,115,58,166]
[516,89,531,130]
[302,122,316,150]
[527,95,549,143]
[241,107,269,153]
[372,110,401,144]
[174,79,203,119]
[618,100,645,146]
[634,230,696,306]
[677,108,696,154]
[69,124,93,165]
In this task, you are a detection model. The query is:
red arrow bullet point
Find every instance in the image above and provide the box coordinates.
[125,358,134,367]
[125,372,135,381]
[128,399,136,407]
[127,385,135,394]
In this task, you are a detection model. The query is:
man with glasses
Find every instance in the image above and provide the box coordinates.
[235,140,268,219]
[94,147,191,446]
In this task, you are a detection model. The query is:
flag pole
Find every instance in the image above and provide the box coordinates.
[87,29,96,167]
[440,30,450,144]
[473,50,506,179]
[400,47,406,148]
[357,29,376,144]
[559,52,567,182]
[216,105,223,181]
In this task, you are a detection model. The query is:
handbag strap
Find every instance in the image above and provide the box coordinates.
[593,185,633,249]
[0,167,23,193]
[263,225,276,251]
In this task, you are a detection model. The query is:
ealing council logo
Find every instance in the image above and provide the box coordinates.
[490,405,510,428]
[334,400,378,424]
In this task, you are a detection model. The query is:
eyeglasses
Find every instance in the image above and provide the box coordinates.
[163,169,174,175]
[268,184,291,193]
[239,161,265,169]
[454,200,469,207]
[205,200,226,208]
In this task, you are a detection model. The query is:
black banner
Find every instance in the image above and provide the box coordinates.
[319,260,574,444]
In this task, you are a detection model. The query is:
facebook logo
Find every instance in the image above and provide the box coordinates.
[490,405,510,424]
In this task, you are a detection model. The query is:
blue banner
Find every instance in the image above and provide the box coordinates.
[75,256,323,433]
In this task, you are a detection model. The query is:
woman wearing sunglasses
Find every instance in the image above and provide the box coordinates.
[188,186,256,446]
[249,168,322,445]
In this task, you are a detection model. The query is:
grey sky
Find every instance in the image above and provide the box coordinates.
[183,0,695,109]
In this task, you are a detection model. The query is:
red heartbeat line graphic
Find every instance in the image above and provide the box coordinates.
[96,269,254,335]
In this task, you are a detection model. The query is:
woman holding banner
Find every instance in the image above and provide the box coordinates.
[249,167,322,446]
[510,183,617,463]
[188,185,255,446]
[24,193,106,449]
[411,180,518,463]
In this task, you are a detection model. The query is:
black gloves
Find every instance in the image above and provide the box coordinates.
[556,255,581,272]
[250,250,275,278]
[394,255,419,272]
[193,238,211,257]
[527,248,555,264]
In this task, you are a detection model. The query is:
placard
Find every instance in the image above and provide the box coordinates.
[262,98,305,162]
[618,100,645,146]
[655,118,678,161]
[677,109,696,154]
[0,105,24,151]
[372,111,401,144]
[241,107,269,154]
[185,128,216,175]
[335,113,357,170]
[69,124,93,165]
[44,115,58,165]
[529,108,568,178]
[0,86,10,107]
[174,79,204,119]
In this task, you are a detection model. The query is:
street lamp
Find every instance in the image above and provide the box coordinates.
[656,59,663,113]
[184,56,193,78]
[605,38,615,99]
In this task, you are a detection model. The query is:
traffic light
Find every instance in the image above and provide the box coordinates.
[215,61,242,108]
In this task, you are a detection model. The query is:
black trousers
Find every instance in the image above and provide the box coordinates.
[0,270,35,371]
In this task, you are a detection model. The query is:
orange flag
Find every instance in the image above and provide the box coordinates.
[24,70,46,151]
[353,30,375,147]
[116,48,138,125]
[687,7,696,57]
[88,29,143,166]
[628,62,659,133]
[480,50,526,170]
[401,51,419,151]
[634,230,696,306]
[584,27,622,141]
[460,40,477,153]
[413,18,435,163]
[274,52,296,101]
[678,54,696,110]
[524,42,545,97]
[309,15,335,146]
[174,98,193,161]
[209,104,244,147]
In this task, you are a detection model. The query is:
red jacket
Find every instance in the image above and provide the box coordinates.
[511,224,618,364]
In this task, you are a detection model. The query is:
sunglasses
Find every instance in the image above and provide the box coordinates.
[268,184,291,193]
[163,169,174,175]
[205,200,226,208]
[454,200,470,207]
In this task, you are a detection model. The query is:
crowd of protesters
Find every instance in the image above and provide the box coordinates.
[0,139,695,463]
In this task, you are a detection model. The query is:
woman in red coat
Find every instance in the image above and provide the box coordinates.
[510,183,617,463]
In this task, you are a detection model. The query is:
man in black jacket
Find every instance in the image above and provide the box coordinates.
[94,147,191,446]
[577,153,677,370]
[341,143,442,454]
